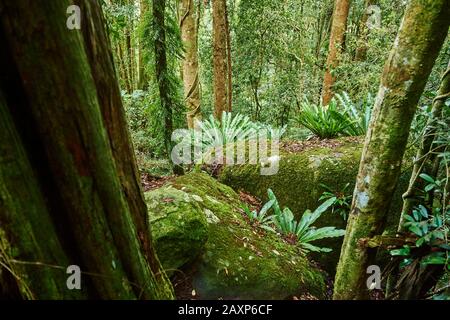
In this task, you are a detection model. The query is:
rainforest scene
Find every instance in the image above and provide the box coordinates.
[0,0,449,303]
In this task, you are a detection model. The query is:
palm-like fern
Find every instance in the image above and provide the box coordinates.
[296,100,353,139]
[197,112,256,151]
[193,112,286,153]
[297,93,373,139]
[336,92,373,136]
[242,200,276,233]
[268,189,345,252]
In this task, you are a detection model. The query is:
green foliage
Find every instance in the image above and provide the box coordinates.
[242,201,276,233]
[388,170,450,299]
[335,92,374,136]
[319,183,352,220]
[244,188,345,253]
[123,90,166,158]
[274,196,345,253]
[296,99,353,139]
[180,112,286,156]
[401,205,446,248]
[198,112,259,149]
[296,91,374,139]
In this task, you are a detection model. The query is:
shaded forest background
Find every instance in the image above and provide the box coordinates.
[105,0,449,170]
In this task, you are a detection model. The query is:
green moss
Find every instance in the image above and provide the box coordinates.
[146,187,209,274]
[218,139,410,274]
[146,173,327,299]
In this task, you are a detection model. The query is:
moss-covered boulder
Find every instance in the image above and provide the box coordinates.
[145,173,327,300]
[145,187,209,274]
[218,138,410,274]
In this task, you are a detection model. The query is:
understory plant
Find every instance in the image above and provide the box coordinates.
[319,183,352,220]
[242,200,276,233]
[242,189,346,252]
[335,92,374,136]
[196,112,287,147]
[296,92,373,139]
[177,112,287,164]
[387,162,450,299]
[296,99,352,139]
[388,203,449,300]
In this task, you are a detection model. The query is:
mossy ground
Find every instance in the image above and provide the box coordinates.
[146,173,327,300]
[218,138,410,274]
[145,187,209,274]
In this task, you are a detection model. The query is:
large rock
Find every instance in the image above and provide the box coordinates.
[145,187,209,274]
[145,173,327,300]
[218,137,410,274]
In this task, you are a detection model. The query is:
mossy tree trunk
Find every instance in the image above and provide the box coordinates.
[321,0,350,106]
[333,0,450,300]
[355,0,374,62]
[212,0,232,120]
[224,1,232,115]
[138,0,149,90]
[0,0,174,299]
[399,60,450,227]
[180,0,202,128]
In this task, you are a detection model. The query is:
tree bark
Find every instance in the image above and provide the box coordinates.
[180,0,202,128]
[0,90,83,300]
[333,0,450,300]
[355,0,375,61]
[0,0,174,299]
[77,0,174,297]
[321,0,350,106]
[153,0,173,154]
[212,0,231,120]
[138,0,149,90]
[224,1,232,114]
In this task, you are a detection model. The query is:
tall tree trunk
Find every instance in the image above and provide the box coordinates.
[321,0,350,106]
[0,0,174,299]
[153,0,172,156]
[224,1,232,114]
[0,90,82,300]
[138,0,149,90]
[126,28,135,91]
[333,0,450,300]
[120,41,133,92]
[355,0,374,61]
[212,0,231,120]
[77,0,173,294]
[117,44,129,90]
[180,0,202,128]
[399,60,450,227]
[153,0,183,176]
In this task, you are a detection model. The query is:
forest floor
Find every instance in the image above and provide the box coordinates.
[140,137,368,300]
[142,174,335,300]
[281,136,362,154]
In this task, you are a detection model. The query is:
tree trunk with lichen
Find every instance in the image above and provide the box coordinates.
[224,1,232,114]
[180,0,202,128]
[333,0,450,300]
[212,0,231,120]
[399,61,450,227]
[321,0,350,106]
[355,0,375,61]
[0,0,174,299]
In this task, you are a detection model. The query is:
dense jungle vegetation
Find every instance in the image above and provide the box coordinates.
[0,0,449,301]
